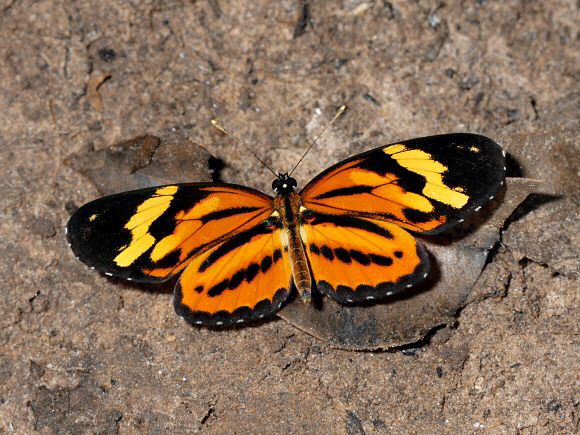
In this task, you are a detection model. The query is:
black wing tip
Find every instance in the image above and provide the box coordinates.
[413,133,507,235]
[66,189,183,283]
[173,286,290,327]
[67,220,172,284]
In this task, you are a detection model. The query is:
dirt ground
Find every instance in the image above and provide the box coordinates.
[1,0,578,433]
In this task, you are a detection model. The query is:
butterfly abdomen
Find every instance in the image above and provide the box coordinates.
[287,227,312,301]
[274,192,312,302]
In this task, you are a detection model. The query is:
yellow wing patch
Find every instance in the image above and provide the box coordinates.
[114,186,178,267]
[384,144,469,208]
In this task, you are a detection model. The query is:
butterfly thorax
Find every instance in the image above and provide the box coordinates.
[272,175,312,302]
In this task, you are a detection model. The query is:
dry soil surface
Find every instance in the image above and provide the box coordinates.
[0,1,578,433]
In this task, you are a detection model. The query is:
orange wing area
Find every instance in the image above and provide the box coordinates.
[300,133,506,234]
[174,221,292,326]
[66,183,274,282]
[301,212,429,303]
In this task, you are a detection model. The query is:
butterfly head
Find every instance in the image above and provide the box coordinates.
[272,173,297,195]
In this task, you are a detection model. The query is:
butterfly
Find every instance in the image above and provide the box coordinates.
[66,131,506,326]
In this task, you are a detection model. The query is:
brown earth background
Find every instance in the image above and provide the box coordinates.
[0,0,578,433]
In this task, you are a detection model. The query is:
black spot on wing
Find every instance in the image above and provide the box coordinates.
[334,248,351,263]
[320,245,334,260]
[261,255,273,273]
[369,254,393,266]
[245,263,260,283]
[229,269,245,289]
[208,279,228,297]
[309,244,320,255]
[350,250,370,265]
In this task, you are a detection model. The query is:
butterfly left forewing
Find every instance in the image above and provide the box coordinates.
[301,212,429,303]
[66,183,274,282]
[174,220,293,326]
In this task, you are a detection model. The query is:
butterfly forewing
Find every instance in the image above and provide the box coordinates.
[66,183,274,282]
[300,133,506,234]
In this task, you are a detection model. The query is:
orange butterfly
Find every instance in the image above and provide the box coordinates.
[67,127,506,326]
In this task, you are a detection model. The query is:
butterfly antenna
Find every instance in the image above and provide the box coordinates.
[211,120,278,177]
[289,105,346,176]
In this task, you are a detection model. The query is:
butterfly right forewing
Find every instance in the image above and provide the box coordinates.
[300,133,506,234]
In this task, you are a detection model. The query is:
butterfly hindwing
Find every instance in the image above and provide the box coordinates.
[301,212,429,303]
[174,220,293,326]
[300,133,506,234]
[66,183,274,282]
